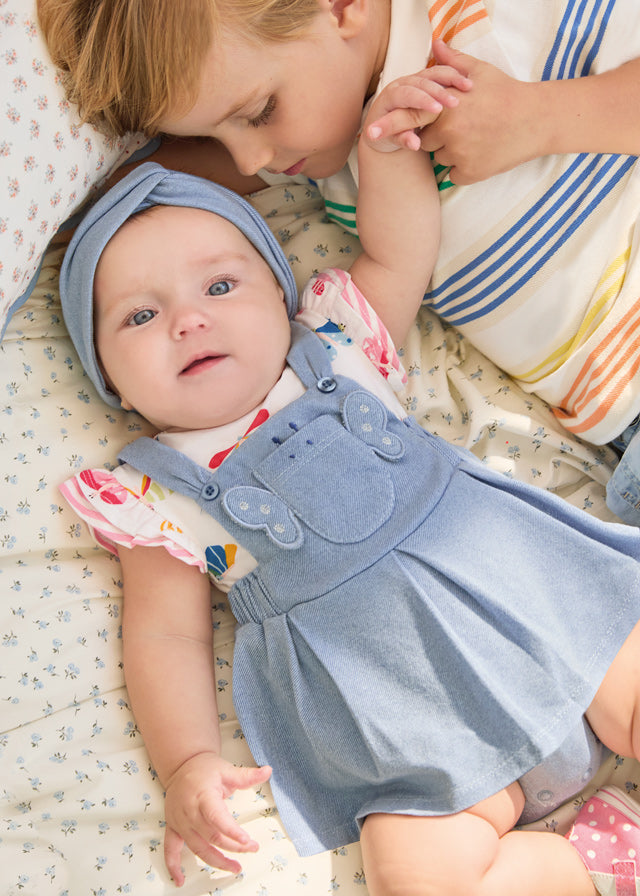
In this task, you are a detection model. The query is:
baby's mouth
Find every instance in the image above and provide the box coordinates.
[180,353,224,375]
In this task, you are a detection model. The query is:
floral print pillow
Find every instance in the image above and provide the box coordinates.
[0,0,146,338]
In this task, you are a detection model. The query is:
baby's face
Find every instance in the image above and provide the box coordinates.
[157,11,373,180]
[94,205,291,432]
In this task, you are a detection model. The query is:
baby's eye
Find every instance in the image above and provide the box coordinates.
[128,308,156,326]
[208,280,233,296]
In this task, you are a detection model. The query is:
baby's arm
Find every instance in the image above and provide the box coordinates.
[421,39,640,184]
[347,69,466,347]
[119,545,270,886]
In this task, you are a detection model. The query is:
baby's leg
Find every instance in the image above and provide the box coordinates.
[360,782,596,896]
[585,619,640,759]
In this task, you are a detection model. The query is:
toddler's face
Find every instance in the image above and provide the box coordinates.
[157,11,375,181]
[94,205,291,432]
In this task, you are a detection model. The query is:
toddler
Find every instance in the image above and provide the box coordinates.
[57,74,640,896]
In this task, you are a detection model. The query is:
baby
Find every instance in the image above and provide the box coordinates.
[57,89,640,896]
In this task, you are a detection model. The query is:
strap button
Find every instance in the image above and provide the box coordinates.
[201,482,220,500]
[317,376,337,393]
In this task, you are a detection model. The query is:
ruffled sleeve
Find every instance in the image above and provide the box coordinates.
[59,463,250,590]
[298,268,407,391]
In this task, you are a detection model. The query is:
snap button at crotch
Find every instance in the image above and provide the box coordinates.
[201,481,220,500]
[316,376,337,393]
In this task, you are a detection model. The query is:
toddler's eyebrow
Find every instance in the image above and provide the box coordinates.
[211,90,263,127]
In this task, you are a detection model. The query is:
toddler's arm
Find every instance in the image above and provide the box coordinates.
[119,544,270,886]
[420,39,640,184]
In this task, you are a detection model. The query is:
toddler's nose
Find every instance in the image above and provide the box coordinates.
[231,135,274,178]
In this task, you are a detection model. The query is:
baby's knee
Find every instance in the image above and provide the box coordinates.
[360,806,512,896]
[362,852,484,896]
[587,620,640,759]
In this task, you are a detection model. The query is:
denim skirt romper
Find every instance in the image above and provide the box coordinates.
[120,322,640,856]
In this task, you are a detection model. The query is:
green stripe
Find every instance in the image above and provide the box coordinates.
[326,211,358,231]
[323,198,357,215]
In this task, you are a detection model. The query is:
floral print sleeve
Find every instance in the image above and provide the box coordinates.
[298,268,408,391]
[59,462,254,590]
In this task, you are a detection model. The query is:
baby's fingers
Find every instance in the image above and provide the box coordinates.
[164,825,188,887]
[365,105,433,151]
[164,823,248,888]
[164,804,260,887]
[424,62,474,94]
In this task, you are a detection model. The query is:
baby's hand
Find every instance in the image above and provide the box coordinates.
[162,751,272,887]
[364,65,472,153]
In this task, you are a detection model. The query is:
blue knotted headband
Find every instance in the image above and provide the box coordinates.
[59,162,299,408]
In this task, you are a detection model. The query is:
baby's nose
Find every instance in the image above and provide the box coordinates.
[173,306,210,338]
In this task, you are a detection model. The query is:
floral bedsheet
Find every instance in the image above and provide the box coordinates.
[1,182,639,896]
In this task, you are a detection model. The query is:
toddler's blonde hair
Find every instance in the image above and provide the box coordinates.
[37,0,319,137]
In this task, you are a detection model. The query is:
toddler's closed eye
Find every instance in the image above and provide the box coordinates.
[249,96,277,128]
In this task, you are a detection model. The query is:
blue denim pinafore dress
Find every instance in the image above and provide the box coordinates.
[119,322,640,855]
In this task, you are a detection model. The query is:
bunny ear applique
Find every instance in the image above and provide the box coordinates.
[342,391,404,459]
[223,486,303,549]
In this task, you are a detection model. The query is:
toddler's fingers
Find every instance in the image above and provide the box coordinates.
[430,38,474,79]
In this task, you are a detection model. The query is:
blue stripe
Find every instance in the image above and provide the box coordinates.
[427,154,589,305]
[450,158,632,326]
[426,156,635,327]
[581,0,616,74]
[566,0,591,78]
[429,155,605,318]
[542,0,614,81]
[558,0,588,80]
[542,0,580,80]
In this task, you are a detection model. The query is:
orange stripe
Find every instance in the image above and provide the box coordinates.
[577,334,640,426]
[566,318,640,417]
[556,341,640,433]
[440,10,490,44]
[429,0,489,42]
[556,311,640,432]
[558,298,640,412]
[429,0,451,20]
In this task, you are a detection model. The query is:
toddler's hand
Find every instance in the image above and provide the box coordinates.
[419,40,539,183]
[364,65,472,153]
[162,751,272,887]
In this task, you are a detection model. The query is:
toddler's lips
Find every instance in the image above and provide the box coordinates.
[283,158,307,176]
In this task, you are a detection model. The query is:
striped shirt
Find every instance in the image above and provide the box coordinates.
[309,0,640,444]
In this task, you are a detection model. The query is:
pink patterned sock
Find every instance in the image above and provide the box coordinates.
[566,786,640,896]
